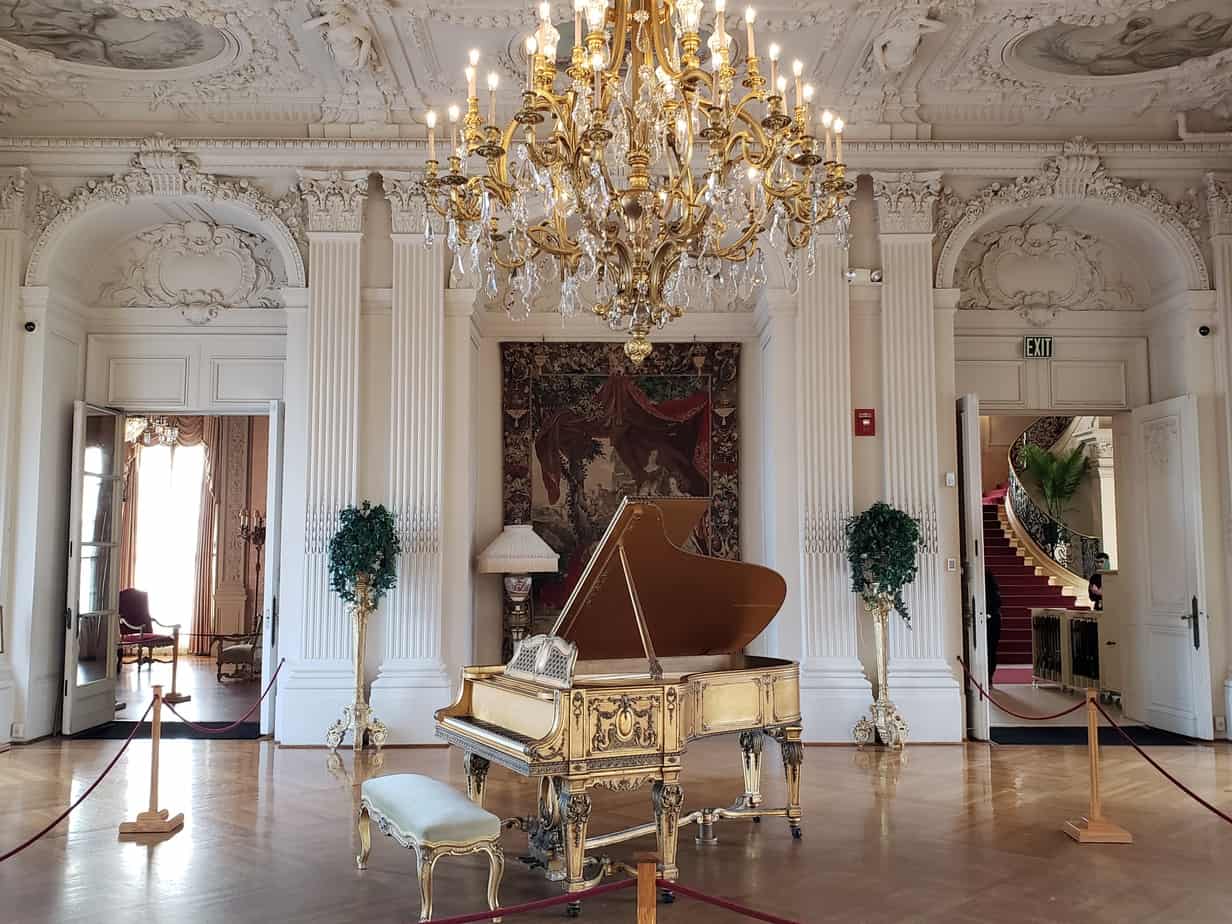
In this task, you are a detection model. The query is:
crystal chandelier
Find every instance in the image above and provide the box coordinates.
[126,415,179,447]
[417,0,851,364]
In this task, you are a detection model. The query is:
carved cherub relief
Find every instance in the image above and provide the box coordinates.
[872,1,948,74]
[303,2,373,71]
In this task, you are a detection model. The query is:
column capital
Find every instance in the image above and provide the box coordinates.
[1206,172,1232,237]
[298,169,370,234]
[380,169,428,235]
[872,170,942,235]
[0,167,29,232]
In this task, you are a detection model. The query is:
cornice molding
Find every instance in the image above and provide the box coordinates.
[299,168,370,233]
[872,170,942,234]
[935,138,1208,291]
[25,135,306,287]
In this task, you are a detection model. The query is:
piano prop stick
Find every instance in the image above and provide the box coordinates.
[435,497,805,904]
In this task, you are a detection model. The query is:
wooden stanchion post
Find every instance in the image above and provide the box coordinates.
[635,853,658,924]
[119,685,184,837]
[163,628,190,705]
[1063,688,1132,844]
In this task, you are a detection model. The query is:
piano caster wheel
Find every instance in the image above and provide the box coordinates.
[565,901,582,917]
[659,889,675,904]
[791,825,803,840]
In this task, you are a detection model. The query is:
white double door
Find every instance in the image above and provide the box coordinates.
[1117,395,1216,740]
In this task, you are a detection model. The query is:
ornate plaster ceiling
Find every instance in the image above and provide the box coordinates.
[0,0,1226,138]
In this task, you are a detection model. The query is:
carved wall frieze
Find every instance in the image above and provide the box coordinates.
[0,167,28,231]
[299,168,370,233]
[26,135,306,288]
[872,170,941,234]
[97,219,285,322]
[935,138,1208,290]
[1207,173,1232,238]
[955,222,1138,327]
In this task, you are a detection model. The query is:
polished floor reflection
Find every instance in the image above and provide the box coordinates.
[1,737,1230,922]
[116,654,259,723]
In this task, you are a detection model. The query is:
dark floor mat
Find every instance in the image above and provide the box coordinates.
[70,721,261,740]
[991,725,1198,746]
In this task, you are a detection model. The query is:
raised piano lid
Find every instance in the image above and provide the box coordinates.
[549,497,787,660]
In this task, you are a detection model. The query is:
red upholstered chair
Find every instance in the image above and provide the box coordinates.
[116,588,181,674]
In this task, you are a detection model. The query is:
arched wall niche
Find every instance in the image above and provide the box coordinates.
[934,139,1209,296]
[25,135,306,291]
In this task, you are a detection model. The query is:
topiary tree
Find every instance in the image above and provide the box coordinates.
[844,501,922,626]
[328,501,401,606]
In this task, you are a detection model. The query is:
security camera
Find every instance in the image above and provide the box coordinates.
[23,321,35,333]
[1198,324,1212,337]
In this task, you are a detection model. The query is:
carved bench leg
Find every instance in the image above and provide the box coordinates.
[355,806,372,869]
[482,842,505,922]
[415,847,440,923]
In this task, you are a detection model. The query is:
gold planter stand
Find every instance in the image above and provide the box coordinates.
[326,573,388,752]
[853,598,908,749]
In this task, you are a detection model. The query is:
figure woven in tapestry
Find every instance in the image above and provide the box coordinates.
[501,341,741,640]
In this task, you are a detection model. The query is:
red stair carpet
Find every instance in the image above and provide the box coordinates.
[983,500,1084,681]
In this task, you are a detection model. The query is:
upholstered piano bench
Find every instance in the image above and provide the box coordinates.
[356,774,504,922]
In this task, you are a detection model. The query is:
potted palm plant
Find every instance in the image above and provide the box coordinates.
[845,502,922,749]
[1018,444,1090,554]
[325,501,400,752]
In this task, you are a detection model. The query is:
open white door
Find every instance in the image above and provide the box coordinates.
[260,400,284,735]
[62,403,126,735]
[956,395,990,740]
[1121,396,1214,739]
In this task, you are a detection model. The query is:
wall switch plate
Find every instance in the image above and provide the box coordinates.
[1216,716,1227,733]
[945,472,956,487]
[10,722,23,739]
[946,558,958,572]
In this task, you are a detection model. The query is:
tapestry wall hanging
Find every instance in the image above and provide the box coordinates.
[501,341,741,638]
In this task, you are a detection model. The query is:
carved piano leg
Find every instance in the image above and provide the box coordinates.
[652,777,684,891]
[739,730,765,816]
[772,726,804,839]
[464,753,491,807]
[561,782,592,909]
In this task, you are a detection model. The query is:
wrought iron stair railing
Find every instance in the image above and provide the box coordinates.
[1007,416,1103,582]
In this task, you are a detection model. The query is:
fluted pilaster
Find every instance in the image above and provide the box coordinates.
[795,235,871,738]
[369,171,450,741]
[873,170,960,741]
[299,169,367,664]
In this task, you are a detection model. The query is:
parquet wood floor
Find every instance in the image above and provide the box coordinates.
[2,737,1230,923]
[116,654,259,723]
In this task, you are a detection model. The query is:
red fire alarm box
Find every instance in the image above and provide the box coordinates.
[854,408,876,437]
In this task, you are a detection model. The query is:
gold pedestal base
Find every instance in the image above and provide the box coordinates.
[1063,816,1133,844]
[853,698,909,750]
[326,701,388,753]
[119,808,184,836]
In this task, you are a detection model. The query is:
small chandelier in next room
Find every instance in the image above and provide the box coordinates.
[416,0,852,364]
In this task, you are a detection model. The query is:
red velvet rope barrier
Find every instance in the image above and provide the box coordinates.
[419,877,636,924]
[0,700,155,864]
[1093,700,1232,827]
[956,656,1086,721]
[162,658,285,734]
[656,879,802,924]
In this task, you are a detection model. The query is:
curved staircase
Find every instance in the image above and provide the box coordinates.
[983,495,1086,670]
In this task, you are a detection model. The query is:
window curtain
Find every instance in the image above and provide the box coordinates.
[119,442,141,591]
[189,417,222,656]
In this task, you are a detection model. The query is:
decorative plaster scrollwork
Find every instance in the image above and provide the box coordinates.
[872,170,941,234]
[0,168,28,230]
[935,138,1208,290]
[97,219,285,323]
[0,43,88,121]
[955,222,1137,327]
[381,170,428,235]
[26,135,306,288]
[1206,173,1232,238]
[299,169,370,233]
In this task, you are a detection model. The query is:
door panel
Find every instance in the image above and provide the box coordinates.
[260,400,283,735]
[1123,396,1213,739]
[957,394,989,740]
[62,403,125,735]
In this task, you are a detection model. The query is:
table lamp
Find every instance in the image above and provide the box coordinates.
[477,524,559,661]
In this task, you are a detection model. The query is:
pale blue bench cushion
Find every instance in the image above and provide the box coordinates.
[361,774,500,845]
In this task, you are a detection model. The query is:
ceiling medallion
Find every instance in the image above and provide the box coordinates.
[415,0,852,364]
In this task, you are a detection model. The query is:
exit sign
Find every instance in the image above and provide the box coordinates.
[1024,336,1053,359]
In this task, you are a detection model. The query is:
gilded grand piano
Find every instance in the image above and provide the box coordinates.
[435,497,803,899]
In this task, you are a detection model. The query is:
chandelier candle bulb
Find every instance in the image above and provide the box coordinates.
[592,50,603,104]
[487,72,499,124]
[833,116,844,163]
[465,65,476,101]
[744,7,755,58]
[768,42,779,94]
[574,0,583,50]
[821,108,833,160]
[425,109,437,161]
[715,0,725,46]
[448,103,460,157]
[525,35,537,90]
[792,59,803,107]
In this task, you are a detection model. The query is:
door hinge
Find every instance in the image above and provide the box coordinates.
[64,608,71,631]
[63,678,68,698]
